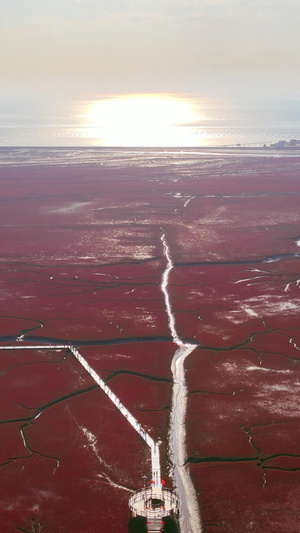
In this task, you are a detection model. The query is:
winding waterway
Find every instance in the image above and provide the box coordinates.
[161,234,203,533]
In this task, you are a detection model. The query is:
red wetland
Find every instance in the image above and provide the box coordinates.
[0,148,300,532]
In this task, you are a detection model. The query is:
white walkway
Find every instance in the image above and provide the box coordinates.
[161,234,202,533]
[0,343,161,489]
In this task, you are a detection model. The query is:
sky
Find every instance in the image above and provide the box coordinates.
[0,0,300,145]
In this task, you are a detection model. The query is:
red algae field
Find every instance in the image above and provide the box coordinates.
[0,148,300,532]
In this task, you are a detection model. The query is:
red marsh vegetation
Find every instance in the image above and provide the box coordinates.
[0,150,300,532]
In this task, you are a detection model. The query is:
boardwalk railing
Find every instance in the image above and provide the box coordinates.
[129,486,179,519]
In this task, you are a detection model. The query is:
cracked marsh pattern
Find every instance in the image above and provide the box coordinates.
[0,148,300,532]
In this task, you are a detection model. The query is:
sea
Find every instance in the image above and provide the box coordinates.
[1,94,300,149]
[1,122,300,149]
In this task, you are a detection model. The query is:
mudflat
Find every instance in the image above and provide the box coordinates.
[0,149,299,532]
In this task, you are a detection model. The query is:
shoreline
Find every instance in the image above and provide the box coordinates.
[1,145,300,168]
[1,144,300,150]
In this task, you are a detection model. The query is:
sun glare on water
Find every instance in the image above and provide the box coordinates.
[82,94,202,147]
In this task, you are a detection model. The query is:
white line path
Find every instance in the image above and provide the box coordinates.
[161,234,203,533]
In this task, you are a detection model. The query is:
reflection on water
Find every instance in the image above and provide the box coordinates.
[81,94,202,147]
[1,123,300,148]
[1,94,300,148]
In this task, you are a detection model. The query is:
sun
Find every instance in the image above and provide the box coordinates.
[82,94,202,146]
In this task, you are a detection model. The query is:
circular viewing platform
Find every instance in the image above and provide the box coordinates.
[129,486,179,520]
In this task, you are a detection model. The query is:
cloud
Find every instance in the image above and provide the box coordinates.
[0,0,299,100]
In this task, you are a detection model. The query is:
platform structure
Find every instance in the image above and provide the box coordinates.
[129,486,179,532]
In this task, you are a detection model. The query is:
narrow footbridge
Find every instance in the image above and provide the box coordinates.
[0,343,162,489]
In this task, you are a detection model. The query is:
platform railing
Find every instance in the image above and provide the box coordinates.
[128,486,179,519]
